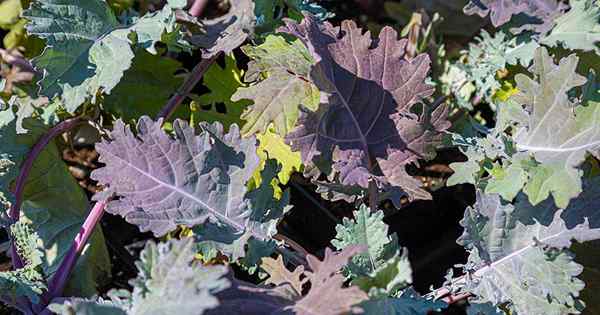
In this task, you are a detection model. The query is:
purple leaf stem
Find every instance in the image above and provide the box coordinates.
[156,54,220,120]
[189,0,208,17]
[9,117,85,270]
[42,200,108,305]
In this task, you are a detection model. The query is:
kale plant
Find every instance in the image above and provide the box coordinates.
[1,0,600,314]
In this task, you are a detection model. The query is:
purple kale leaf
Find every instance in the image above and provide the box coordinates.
[91,117,265,240]
[184,0,255,57]
[463,0,567,34]
[278,14,450,201]
[207,245,368,315]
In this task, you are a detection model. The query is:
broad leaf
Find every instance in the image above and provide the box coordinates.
[92,117,258,237]
[511,47,599,208]
[104,50,184,121]
[24,0,185,112]
[541,0,600,54]
[93,117,288,261]
[457,181,600,314]
[187,0,255,57]
[208,246,368,315]
[463,0,566,34]
[279,14,450,201]
[233,34,320,137]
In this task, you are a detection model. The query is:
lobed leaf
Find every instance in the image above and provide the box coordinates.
[128,239,230,315]
[332,205,402,278]
[208,245,368,315]
[187,0,255,57]
[233,34,319,137]
[92,117,288,260]
[192,54,249,129]
[542,0,600,54]
[24,0,185,113]
[279,14,450,201]
[463,0,566,34]
[458,180,600,314]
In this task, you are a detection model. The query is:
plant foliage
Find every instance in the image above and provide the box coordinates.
[3,0,600,314]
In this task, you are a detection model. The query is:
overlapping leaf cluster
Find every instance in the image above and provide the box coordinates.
[4,0,600,314]
[442,1,600,313]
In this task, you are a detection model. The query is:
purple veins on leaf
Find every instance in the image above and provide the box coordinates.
[463,0,567,34]
[91,116,261,237]
[207,245,369,315]
[278,14,450,201]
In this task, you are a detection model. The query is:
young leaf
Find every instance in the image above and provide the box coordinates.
[0,220,46,305]
[128,239,230,314]
[23,0,185,112]
[279,14,450,201]
[233,34,320,137]
[332,205,401,278]
[255,126,302,185]
[458,182,600,314]
[451,48,600,208]
[50,238,230,315]
[462,30,537,104]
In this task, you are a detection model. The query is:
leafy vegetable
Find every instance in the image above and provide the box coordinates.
[463,0,566,34]
[280,14,450,201]
[0,220,46,305]
[103,50,184,121]
[449,47,600,208]
[458,182,600,314]
[4,0,600,314]
[0,112,110,297]
[208,246,369,315]
[542,0,600,54]
[92,117,287,260]
[24,0,186,113]
[50,238,229,315]
[192,53,249,128]
[187,0,255,57]
[233,34,320,137]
